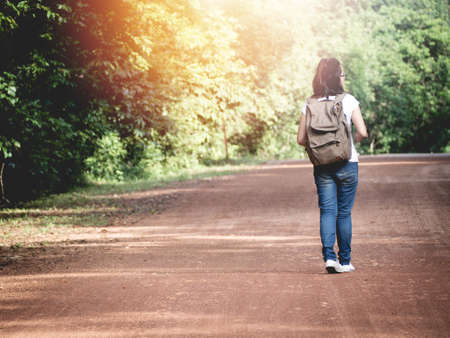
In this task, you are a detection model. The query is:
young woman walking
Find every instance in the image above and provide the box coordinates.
[297,58,368,273]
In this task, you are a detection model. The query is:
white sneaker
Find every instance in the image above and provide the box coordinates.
[341,263,356,272]
[325,259,344,273]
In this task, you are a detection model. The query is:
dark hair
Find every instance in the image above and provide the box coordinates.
[312,58,344,98]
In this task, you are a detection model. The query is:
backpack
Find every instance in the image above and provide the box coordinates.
[305,93,351,166]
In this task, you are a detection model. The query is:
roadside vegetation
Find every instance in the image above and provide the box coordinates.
[0,158,263,248]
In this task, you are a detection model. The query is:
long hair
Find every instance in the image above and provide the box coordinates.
[312,58,344,98]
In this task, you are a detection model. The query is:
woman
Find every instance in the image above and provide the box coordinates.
[297,58,368,273]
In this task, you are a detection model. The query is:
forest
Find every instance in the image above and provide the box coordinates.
[0,0,448,203]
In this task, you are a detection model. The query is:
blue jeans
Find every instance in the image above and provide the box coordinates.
[314,161,358,265]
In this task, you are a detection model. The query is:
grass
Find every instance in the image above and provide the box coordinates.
[0,158,264,248]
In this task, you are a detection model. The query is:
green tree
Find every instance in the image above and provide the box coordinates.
[369,0,449,153]
[0,0,105,202]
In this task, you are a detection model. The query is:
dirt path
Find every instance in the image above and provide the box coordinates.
[1,155,450,337]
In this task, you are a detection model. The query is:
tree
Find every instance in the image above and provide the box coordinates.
[0,0,105,202]
[353,0,449,153]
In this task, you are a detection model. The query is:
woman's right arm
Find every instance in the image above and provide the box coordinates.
[297,114,307,147]
[351,105,368,143]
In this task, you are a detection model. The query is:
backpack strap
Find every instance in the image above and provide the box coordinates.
[334,93,346,104]
[334,93,351,135]
[305,96,313,121]
[334,93,346,121]
[305,96,313,147]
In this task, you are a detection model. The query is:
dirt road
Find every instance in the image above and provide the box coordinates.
[1,155,450,337]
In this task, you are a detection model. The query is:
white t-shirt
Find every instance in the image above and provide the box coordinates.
[302,94,360,162]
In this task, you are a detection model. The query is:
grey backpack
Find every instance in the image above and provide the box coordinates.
[305,94,351,166]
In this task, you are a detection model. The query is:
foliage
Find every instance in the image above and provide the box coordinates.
[0,0,105,202]
[85,131,127,181]
[0,0,448,203]
[366,0,449,153]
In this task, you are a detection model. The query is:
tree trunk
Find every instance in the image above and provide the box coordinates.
[0,162,9,205]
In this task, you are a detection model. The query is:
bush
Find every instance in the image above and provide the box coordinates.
[85,132,127,181]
